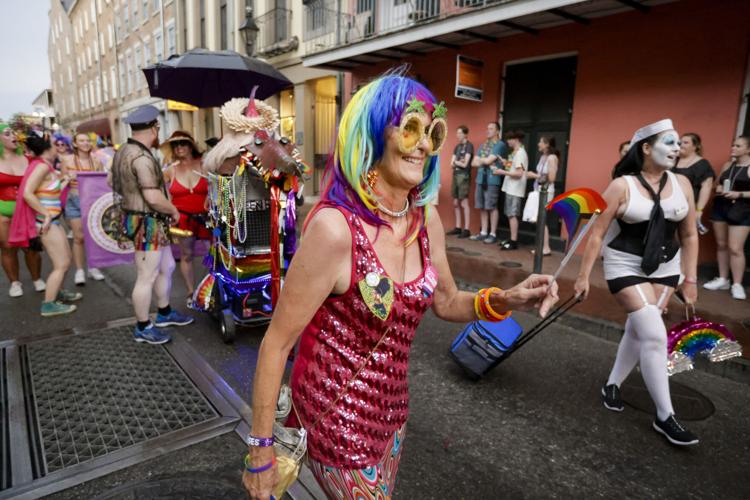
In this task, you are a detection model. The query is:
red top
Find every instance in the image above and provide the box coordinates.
[168,174,210,238]
[0,171,23,201]
[169,174,208,214]
[289,205,436,468]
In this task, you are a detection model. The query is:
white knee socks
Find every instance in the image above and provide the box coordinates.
[623,304,674,420]
[607,317,640,387]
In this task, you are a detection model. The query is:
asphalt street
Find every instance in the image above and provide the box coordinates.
[2,257,749,499]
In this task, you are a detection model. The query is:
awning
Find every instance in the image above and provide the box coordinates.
[76,118,112,138]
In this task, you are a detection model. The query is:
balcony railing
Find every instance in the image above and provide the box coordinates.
[255,7,298,57]
[304,0,517,55]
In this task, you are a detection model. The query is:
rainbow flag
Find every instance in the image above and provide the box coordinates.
[546,188,607,242]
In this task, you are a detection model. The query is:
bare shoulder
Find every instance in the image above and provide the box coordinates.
[425,209,445,234]
[303,206,351,251]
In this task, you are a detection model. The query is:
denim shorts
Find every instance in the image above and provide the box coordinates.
[64,193,81,219]
[475,184,500,210]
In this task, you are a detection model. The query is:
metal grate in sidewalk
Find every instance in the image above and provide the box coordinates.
[26,327,218,474]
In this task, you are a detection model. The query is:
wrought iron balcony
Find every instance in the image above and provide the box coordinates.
[255,7,298,57]
[303,0,516,55]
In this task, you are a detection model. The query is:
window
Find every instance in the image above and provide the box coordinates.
[67,66,73,83]
[96,76,102,106]
[166,22,176,56]
[99,33,105,54]
[153,0,160,13]
[134,44,142,87]
[124,3,129,32]
[111,66,118,99]
[115,16,121,40]
[143,37,151,64]
[65,36,70,55]
[199,0,205,48]
[103,72,109,101]
[97,0,103,13]
[57,48,61,64]
[91,1,96,20]
[279,89,295,140]
[132,0,138,25]
[118,57,126,97]
[84,10,89,30]
[220,0,227,50]
[125,50,133,94]
[87,46,92,67]
[89,81,95,108]
[79,88,85,110]
[143,0,148,21]
[154,29,163,61]
[108,24,114,48]
[95,37,101,59]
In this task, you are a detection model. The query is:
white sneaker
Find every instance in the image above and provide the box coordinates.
[74,269,86,286]
[88,268,105,281]
[703,277,730,290]
[33,279,46,292]
[9,281,22,298]
[731,284,746,300]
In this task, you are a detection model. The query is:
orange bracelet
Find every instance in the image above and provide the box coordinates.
[474,289,488,320]
[483,287,512,321]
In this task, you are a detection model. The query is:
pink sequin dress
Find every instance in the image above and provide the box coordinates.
[289,205,436,469]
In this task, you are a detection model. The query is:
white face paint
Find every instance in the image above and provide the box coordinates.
[651,130,680,169]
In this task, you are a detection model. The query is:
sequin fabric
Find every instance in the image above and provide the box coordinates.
[289,206,434,469]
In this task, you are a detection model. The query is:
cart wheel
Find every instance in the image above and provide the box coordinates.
[210,281,222,321]
[220,308,236,343]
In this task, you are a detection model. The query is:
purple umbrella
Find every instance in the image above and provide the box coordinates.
[143,48,292,108]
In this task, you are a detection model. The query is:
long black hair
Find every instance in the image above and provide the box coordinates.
[611,134,660,178]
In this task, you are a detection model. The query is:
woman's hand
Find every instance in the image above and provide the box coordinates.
[722,190,741,200]
[242,448,279,500]
[681,282,698,304]
[504,274,559,318]
[574,275,590,301]
[40,214,52,235]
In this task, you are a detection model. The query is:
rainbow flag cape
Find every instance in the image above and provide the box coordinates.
[546,188,607,243]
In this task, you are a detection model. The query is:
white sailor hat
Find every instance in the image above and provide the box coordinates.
[630,119,674,145]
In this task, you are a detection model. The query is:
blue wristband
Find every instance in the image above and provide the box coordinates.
[244,454,276,473]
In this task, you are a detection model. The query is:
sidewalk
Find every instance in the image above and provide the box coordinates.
[443,233,750,372]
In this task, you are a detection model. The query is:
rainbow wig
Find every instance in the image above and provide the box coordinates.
[316,72,441,243]
[0,123,23,158]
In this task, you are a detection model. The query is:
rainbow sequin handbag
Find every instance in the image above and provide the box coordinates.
[666,305,742,375]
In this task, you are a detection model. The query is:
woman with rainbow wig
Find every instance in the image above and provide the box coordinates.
[243,72,558,499]
[0,123,44,297]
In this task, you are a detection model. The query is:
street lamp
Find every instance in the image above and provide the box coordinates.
[238,6,260,56]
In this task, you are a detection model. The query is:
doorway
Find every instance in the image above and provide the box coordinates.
[500,55,577,249]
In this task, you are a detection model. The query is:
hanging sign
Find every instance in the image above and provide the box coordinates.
[455,55,484,102]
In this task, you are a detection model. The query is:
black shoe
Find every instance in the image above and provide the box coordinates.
[458,229,471,239]
[601,384,624,412]
[500,240,518,250]
[653,415,699,446]
[446,227,462,236]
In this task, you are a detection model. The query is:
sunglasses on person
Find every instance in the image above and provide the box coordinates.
[171,140,191,148]
[396,99,448,157]
[55,141,66,147]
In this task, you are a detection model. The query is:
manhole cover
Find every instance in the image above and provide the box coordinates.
[0,326,242,498]
[621,377,714,421]
[93,476,246,500]
[446,246,466,253]
[27,328,219,473]
[500,261,523,268]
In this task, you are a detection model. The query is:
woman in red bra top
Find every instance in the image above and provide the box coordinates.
[243,73,559,500]
[0,124,43,298]
[161,131,208,303]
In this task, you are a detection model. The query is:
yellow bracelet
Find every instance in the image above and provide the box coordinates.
[483,287,512,321]
[474,289,488,321]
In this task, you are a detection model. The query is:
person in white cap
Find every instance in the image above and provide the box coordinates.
[110,105,194,344]
[574,119,700,446]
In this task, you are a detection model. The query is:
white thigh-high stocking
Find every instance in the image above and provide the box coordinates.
[628,304,674,420]
[607,317,640,387]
